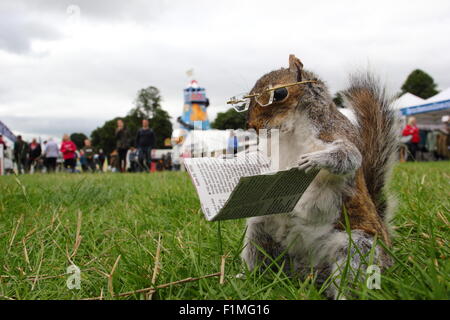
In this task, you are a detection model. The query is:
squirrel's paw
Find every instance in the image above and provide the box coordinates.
[297,151,328,173]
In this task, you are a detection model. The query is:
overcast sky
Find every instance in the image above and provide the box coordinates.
[1,0,449,141]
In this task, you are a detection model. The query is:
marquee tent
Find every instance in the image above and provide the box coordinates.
[393,92,425,110]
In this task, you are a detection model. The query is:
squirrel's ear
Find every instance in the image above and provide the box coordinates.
[288,54,303,81]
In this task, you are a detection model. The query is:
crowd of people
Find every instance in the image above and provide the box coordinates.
[3,115,448,174]
[2,119,176,174]
[8,133,106,174]
[401,116,450,161]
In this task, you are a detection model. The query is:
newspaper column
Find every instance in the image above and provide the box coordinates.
[0,144,4,176]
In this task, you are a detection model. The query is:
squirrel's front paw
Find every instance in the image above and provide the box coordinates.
[297,152,327,173]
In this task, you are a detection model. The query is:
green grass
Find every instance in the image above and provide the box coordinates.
[0,162,449,300]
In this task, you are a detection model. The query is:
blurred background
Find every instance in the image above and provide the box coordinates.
[0,0,449,173]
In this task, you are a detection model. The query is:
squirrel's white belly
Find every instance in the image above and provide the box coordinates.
[260,170,343,260]
[264,116,345,259]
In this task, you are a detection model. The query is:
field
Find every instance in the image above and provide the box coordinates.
[0,162,449,300]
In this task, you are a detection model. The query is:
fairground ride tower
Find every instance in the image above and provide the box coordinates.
[177,80,210,131]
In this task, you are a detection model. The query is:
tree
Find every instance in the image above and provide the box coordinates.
[333,91,344,108]
[401,69,439,99]
[130,86,162,119]
[149,108,173,149]
[91,86,172,154]
[211,108,247,130]
[128,86,172,149]
[70,132,88,150]
[91,119,118,155]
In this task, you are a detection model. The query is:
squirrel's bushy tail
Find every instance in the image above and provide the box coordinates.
[344,73,399,222]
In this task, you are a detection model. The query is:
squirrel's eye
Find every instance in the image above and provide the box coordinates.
[273,88,288,102]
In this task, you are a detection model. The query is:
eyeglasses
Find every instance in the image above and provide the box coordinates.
[227,80,317,112]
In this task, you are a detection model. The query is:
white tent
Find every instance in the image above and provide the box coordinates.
[423,87,450,104]
[393,93,425,110]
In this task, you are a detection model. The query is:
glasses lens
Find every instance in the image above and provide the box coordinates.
[272,87,289,103]
[255,86,274,107]
[229,93,250,112]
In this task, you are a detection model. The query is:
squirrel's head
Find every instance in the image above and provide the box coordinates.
[246,55,325,131]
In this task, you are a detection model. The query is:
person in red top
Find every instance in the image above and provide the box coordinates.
[60,134,77,172]
[402,117,420,161]
[0,134,7,153]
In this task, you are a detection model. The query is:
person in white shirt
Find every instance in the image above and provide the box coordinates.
[44,138,59,172]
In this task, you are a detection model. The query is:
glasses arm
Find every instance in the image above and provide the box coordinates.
[267,80,317,92]
[226,80,316,105]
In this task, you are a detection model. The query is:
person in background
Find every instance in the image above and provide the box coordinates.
[164,152,172,171]
[27,138,42,173]
[79,150,88,172]
[109,149,119,172]
[157,155,165,171]
[13,135,28,174]
[93,153,99,170]
[440,115,450,159]
[42,140,48,170]
[0,134,7,150]
[172,142,181,171]
[227,130,238,157]
[82,139,96,172]
[402,117,420,161]
[97,149,106,172]
[44,138,59,173]
[128,146,139,172]
[115,119,129,172]
[136,119,155,172]
[60,134,77,172]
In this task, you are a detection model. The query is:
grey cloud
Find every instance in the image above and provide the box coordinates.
[0,11,61,54]
[0,0,159,55]
[1,115,103,138]
[6,0,165,23]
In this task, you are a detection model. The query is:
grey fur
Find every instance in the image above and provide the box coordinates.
[242,58,398,299]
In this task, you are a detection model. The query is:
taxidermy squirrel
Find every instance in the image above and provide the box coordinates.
[242,55,398,299]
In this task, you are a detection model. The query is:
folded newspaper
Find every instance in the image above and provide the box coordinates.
[184,153,319,221]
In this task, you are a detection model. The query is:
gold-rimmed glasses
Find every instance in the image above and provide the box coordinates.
[227,80,317,112]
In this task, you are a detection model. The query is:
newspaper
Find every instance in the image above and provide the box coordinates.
[183,153,319,221]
